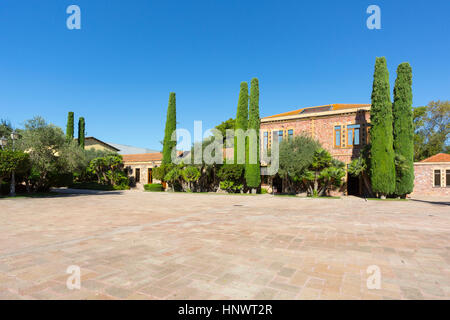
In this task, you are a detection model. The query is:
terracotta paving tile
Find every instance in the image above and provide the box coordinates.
[138,286,172,299]
[1,191,449,300]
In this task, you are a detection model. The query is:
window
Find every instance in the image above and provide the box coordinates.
[347,124,361,147]
[288,129,293,140]
[446,170,450,187]
[135,168,140,183]
[278,130,283,143]
[263,132,268,151]
[334,126,341,147]
[434,170,441,187]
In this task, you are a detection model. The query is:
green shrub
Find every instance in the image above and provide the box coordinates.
[260,188,268,194]
[219,180,243,193]
[144,183,164,192]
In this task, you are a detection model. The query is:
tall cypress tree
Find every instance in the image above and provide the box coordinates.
[393,63,414,196]
[66,112,74,142]
[245,78,261,192]
[234,82,248,165]
[162,92,177,164]
[78,117,85,149]
[369,57,396,197]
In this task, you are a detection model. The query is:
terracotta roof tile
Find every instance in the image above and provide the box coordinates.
[420,153,450,163]
[122,153,163,163]
[263,103,371,119]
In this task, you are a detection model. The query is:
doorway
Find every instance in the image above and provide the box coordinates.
[147,168,152,184]
[272,175,283,194]
[347,173,360,196]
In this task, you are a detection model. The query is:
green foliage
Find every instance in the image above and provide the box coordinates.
[78,117,85,149]
[347,145,374,197]
[219,180,243,193]
[0,150,30,184]
[66,112,74,142]
[319,166,346,189]
[84,148,117,163]
[164,164,183,191]
[88,154,128,188]
[369,57,396,196]
[0,119,12,138]
[234,82,248,164]
[188,137,222,191]
[413,100,449,161]
[245,78,261,189]
[18,117,85,191]
[298,148,345,196]
[217,164,244,182]
[392,63,414,195]
[348,157,366,177]
[144,183,164,192]
[162,92,177,164]
[215,118,235,142]
[278,134,321,185]
[153,164,170,182]
[182,166,201,186]
[217,164,244,193]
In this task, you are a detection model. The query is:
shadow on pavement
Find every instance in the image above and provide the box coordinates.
[410,198,450,206]
[0,188,126,199]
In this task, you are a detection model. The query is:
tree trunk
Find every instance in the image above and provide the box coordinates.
[362,172,374,197]
[313,171,319,195]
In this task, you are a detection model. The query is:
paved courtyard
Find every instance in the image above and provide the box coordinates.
[0,190,449,300]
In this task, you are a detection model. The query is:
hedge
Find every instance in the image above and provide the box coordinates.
[144,183,164,192]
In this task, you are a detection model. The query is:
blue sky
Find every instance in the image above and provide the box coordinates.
[0,0,449,150]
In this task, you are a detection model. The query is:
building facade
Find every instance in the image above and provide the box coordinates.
[122,153,163,189]
[78,137,121,153]
[260,104,371,195]
[412,153,450,197]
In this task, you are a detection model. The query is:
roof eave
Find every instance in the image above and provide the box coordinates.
[261,106,371,123]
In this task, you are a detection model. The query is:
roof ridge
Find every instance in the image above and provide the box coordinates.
[263,103,371,119]
[420,153,450,162]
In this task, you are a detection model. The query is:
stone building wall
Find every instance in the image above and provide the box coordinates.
[411,163,450,197]
[123,161,161,190]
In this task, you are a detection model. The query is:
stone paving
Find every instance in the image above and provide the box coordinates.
[0,190,449,300]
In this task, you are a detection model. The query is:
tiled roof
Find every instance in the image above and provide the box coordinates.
[122,153,163,163]
[420,153,450,163]
[263,103,371,119]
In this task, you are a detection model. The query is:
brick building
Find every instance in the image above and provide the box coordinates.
[412,153,450,197]
[260,103,371,195]
[122,153,163,189]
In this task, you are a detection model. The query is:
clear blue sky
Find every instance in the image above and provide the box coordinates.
[0,0,449,150]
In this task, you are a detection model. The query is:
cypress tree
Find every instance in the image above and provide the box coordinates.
[393,63,414,196]
[78,117,85,149]
[234,82,248,165]
[66,112,74,142]
[369,57,396,197]
[162,92,177,165]
[245,78,261,192]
